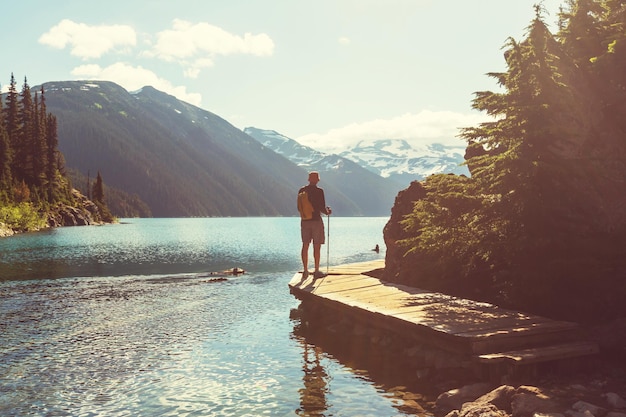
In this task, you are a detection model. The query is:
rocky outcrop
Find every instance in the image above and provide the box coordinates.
[382,180,426,282]
[47,205,95,227]
[46,189,105,228]
[436,384,626,417]
[0,189,109,237]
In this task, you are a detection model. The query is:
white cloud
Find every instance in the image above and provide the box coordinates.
[39,19,136,59]
[150,19,274,60]
[71,62,202,106]
[146,19,274,76]
[297,110,489,153]
[183,58,215,79]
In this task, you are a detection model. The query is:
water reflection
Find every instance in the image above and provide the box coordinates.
[297,341,329,416]
[291,305,437,416]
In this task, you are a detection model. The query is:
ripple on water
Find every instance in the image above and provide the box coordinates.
[1,272,426,416]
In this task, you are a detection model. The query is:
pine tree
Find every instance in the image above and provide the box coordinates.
[92,170,113,222]
[454,7,595,307]
[569,0,626,131]
[0,95,11,199]
[5,74,19,184]
[17,77,34,187]
[461,8,587,236]
[46,113,58,202]
[32,92,46,187]
[395,1,626,320]
[0,74,107,230]
[93,171,104,204]
[557,0,606,67]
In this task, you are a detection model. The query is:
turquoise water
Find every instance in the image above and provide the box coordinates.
[0,217,385,280]
[0,218,429,416]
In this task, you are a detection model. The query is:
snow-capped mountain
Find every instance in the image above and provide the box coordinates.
[339,139,469,188]
[243,128,327,169]
[244,127,469,190]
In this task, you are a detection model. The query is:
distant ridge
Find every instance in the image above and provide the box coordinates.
[40,81,397,217]
[244,128,470,192]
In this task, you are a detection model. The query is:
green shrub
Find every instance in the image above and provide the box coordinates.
[0,203,47,232]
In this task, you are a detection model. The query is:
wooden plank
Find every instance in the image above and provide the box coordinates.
[476,341,599,365]
[390,303,553,334]
[326,259,385,275]
[458,319,579,339]
[289,260,598,363]
[293,275,553,335]
[311,277,380,294]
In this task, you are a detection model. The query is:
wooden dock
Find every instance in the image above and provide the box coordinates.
[288,260,598,377]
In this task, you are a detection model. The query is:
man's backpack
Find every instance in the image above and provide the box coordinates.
[297,189,314,220]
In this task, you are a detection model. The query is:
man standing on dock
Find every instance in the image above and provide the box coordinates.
[298,171,332,279]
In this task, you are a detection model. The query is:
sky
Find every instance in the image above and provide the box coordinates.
[5,0,564,153]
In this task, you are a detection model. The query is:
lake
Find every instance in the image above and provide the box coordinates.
[0,217,432,416]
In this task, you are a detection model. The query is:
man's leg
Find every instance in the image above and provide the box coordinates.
[313,243,321,272]
[301,242,310,273]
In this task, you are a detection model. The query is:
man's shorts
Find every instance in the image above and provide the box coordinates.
[301,219,325,245]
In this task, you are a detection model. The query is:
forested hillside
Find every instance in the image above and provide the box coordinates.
[384,2,626,323]
[41,81,387,217]
[0,75,112,233]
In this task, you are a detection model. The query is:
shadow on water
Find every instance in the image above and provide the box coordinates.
[288,304,465,416]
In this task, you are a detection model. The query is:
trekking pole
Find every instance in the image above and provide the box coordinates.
[326,213,330,274]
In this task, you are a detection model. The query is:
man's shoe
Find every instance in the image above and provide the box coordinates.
[313,270,326,278]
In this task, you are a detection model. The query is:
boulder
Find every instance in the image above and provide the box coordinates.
[571,400,606,416]
[456,402,509,417]
[604,393,626,410]
[435,382,495,416]
[511,386,561,417]
[475,385,517,414]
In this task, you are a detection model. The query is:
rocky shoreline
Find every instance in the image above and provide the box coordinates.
[436,374,626,417]
[293,300,626,417]
[1,189,112,238]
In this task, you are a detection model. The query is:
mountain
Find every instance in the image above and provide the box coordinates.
[244,128,326,167]
[40,81,391,217]
[41,81,307,216]
[339,139,469,189]
[244,128,469,192]
[245,128,401,215]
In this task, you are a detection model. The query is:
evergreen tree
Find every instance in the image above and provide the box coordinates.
[46,113,58,202]
[92,170,113,222]
[568,0,626,131]
[32,92,46,188]
[398,4,618,317]
[93,171,104,204]
[0,94,11,199]
[557,0,606,67]
[460,10,579,248]
[5,74,19,185]
[393,1,626,321]
[0,74,113,230]
[17,77,34,187]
